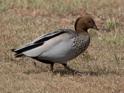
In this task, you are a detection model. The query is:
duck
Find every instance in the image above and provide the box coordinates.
[11,15,98,71]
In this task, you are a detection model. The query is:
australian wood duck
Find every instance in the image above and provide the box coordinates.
[12,15,98,71]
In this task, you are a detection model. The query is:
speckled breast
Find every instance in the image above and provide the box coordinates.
[72,35,90,56]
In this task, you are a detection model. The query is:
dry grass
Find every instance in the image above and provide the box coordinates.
[0,0,124,93]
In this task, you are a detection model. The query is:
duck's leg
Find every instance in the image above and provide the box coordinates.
[33,62,37,67]
[50,63,54,72]
[32,57,55,72]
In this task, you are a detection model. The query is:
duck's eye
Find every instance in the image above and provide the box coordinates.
[88,21,92,24]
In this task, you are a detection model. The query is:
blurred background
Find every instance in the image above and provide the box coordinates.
[0,0,124,93]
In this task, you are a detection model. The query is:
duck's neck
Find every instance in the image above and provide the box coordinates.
[75,26,88,33]
[75,28,88,34]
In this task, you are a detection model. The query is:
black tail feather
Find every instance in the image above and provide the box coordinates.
[11,48,24,57]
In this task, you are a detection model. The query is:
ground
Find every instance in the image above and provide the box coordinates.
[0,0,124,93]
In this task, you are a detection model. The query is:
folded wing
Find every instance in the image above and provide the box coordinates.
[12,29,75,57]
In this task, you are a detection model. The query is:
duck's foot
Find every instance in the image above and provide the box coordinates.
[62,64,84,76]
[62,63,75,72]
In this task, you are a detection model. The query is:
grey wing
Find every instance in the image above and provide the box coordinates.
[12,29,74,57]
[31,29,66,44]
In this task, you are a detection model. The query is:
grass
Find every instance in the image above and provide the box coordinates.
[0,0,124,93]
[105,17,119,31]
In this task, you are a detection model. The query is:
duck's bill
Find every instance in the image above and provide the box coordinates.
[93,24,99,30]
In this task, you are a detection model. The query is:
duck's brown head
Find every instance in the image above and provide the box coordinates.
[75,15,98,32]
